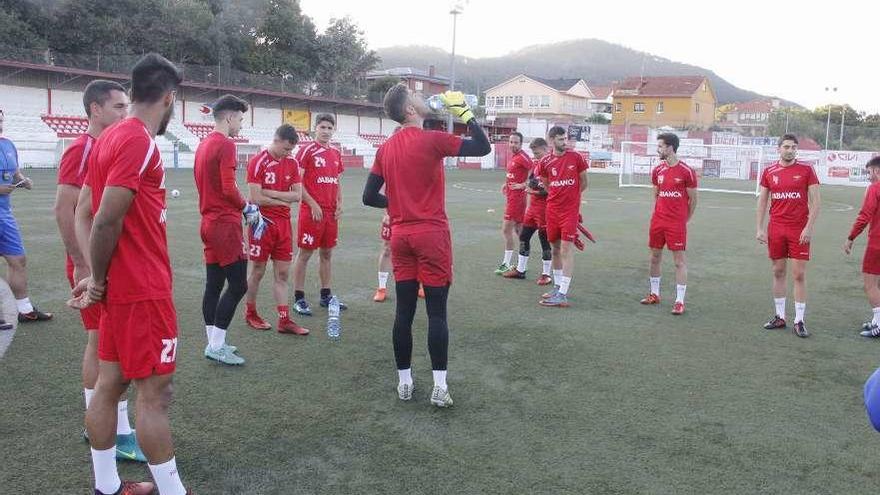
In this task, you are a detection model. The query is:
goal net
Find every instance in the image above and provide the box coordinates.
[618,141,766,195]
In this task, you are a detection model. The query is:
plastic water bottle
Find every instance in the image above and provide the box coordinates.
[427,94,479,112]
[326,295,341,341]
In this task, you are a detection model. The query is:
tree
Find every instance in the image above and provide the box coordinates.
[367,76,401,104]
[314,17,379,98]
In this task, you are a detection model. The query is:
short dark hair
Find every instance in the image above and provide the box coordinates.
[510,131,524,144]
[383,83,410,124]
[867,156,880,169]
[82,80,126,117]
[130,53,182,104]
[212,94,249,119]
[530,137,547,149]
[548,126,566,139]
[657,132,680,152]
[778,133,799,147]
[315,113,336,127]
[275,123,299,145]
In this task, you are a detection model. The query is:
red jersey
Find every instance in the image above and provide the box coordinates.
[85,117,171,304]
[527,158,548,211]
[849,181,880,242]
[57,133,95,188]
[194,131,246,225]
[246,149,301,221]
[536,150,589,215]
[506,150,531,187]
[296,141,343,211]
[371,127,462,235]
[760,161,819,227]
[651,161,698,225]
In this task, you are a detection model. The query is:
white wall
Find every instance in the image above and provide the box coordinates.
[336,113,359,134]
[0,85,47,114]
[250,106,281,129]
[360,116,382,134]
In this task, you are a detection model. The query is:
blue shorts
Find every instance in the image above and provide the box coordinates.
[0,213,25,256]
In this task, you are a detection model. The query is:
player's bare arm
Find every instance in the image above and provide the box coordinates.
[687,187,698,222]
[335,178,343,219]
[248,183,287,207]
[301,187,322,221]
[73,185,94,281]
[55,184,87,268]
[579,170,588,193]
[756,186,770,243]
[800,184,821,244]
[79,186,135,306]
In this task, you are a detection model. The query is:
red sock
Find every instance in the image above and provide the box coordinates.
[278,305,289,321]
[246,302,257,314]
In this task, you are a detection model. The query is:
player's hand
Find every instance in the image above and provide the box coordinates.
[509,182,526,191]
[242,202,261,225]
[756,230,767,244]
[0,184,14,195]
[311,208,323,222]
[251,214,268,241]
[439,91,474,123]
[72,263,91,284]
[335,204,343,220]
[68,276,105,309]
[501,184,508,195]
[799,226,813,245]
[17,177,32,190]
[382,213,390,224]
[843,239,854,255]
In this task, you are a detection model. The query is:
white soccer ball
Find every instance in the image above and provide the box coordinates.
[171,189,181,198]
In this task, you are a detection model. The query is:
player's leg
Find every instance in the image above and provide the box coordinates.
[375,240,392,302]
[791,258,809,337]
[207,259,248,363]
[497,218,517,274]
[202,263,225,345]
[537,228,553,284]
[245,260,271,330]
[424,284,452,407]
[671,250,687,315]
[293,247,314,315]
[393,279,419,399]
[642,248,663,304]
[4,253,51,322]
[275,260,308,335]
[542,238,573,307]
[861,273,880,337]
[318,247,336,307]
[134,373,188,495]
[505,225,536,278]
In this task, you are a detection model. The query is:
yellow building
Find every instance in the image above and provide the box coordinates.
[611,76,716,129]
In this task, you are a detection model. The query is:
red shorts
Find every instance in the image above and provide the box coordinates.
[248,217,293,262]
[545,210,579,244]
[98,298,178,380]
[504,191,527,223]
[864,243,880,275]
[66,256,101,330]
[767,223,810,260]
[523,203,547,229]
[202,220,246,267]
[381,220,391,242]
[297,207,338,250]
[649,223,687,251]
[391,229,453,287]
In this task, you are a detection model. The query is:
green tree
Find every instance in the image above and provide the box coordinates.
[314,17,379,98]
[367,76,401,104]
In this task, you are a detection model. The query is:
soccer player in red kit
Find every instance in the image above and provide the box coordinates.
[55,79,146,462]
[640,133,698,315]
[373,213,426,302]
[292,113,346,316]
[756,134,821,338]
[503,137,553,283]
[495,131,531,274]
[844,157,880,337]
[537,126,589,307]
[362,84,490,407]
[194,94,264,366]
[243,124,310,335]
[70,53,190,495]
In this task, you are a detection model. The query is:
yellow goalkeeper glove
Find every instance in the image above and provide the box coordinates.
[439,91,475,123]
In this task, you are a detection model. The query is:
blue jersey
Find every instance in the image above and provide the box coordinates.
[0,137,19,212]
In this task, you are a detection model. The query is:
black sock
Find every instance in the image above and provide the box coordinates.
[295,290,305,301]
[320,288,331,299]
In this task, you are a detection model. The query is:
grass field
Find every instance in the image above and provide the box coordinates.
[2,168,880,494]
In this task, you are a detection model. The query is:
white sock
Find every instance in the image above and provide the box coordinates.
[553,269,563,285]
[650,277,661,296]
[558,276,572,295]
[433,370,447,389]
[516,254,528,273]
[872,307,880,326]
[15,297,33,314]
[148,457,187,495]
[794,302,806,323]
[542,260,552,276]
[675,284,687,304]
[116,400,133,435]
[503,250,513,266]
[205,325,214,344]
[209,327,226,351]
[90,447,121,494]
[774,297,786,319]
[378,272,389,289]
[84,388,95,409]
[397,368,412,385]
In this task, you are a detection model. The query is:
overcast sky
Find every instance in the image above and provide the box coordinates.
[301,0,879,113]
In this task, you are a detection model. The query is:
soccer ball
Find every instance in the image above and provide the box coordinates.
[171,189,181,198]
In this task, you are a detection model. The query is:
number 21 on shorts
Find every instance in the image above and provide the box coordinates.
[161,337,178,364]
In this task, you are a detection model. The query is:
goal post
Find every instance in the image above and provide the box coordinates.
[618,141,765,195]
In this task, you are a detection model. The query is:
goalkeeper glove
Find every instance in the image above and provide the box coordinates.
[439,91,475,123]
[242,202,261,226]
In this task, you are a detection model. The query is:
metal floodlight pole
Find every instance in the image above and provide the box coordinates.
[447,5,462,134]
[824,86,837,150]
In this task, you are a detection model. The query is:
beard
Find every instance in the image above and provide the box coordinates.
[157,105,174,136]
